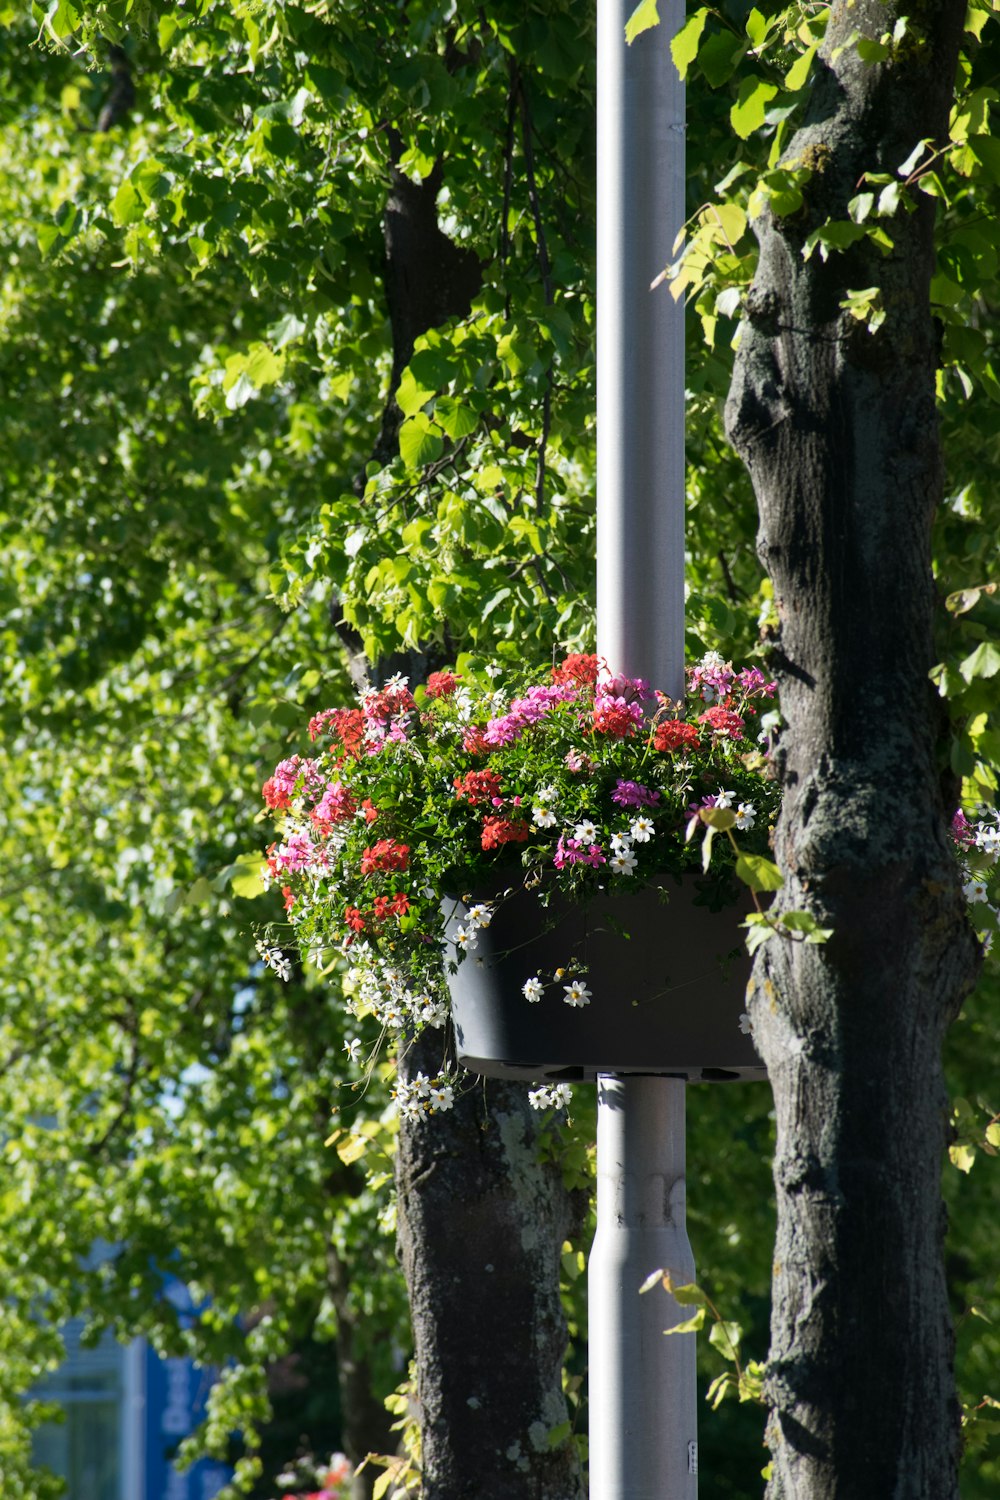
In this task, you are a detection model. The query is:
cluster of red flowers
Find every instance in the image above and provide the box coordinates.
[698,706,746,740]
[364,681,416,721]
[591,699,639,738]
[307,707,366,755]
[425,669,460,698]
[359,839,410,875]
[480,815,529,850]
[454,769,503,805]
[462,725,490,755]
[551,652,599,687]
[653,719,700,753]
[344,892,410,934]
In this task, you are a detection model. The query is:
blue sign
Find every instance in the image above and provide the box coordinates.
[144,1279,233,1500]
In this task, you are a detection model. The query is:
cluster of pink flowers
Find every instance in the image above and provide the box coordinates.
[611,779,660,810]
[554,834,606,869]
[484,683,579,746]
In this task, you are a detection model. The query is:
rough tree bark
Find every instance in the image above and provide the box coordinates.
[397,1030,585,1500]
[725,4,982,1496]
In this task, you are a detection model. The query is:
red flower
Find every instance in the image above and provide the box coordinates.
[344,906,366,933]
[592,700,639,738]
[373,895,391,921]
[698,706,745,740]
[360,839,410,875]
[390,891,410,916]
[281,885,296,914]
[361,798,379,825]
[481,816,529,850]
[426,670,459,698]
[552,653,599,687]
[653,719,700,753]
[308,707,367,760]
[261,776,291,811]
[462,725,490,755]
[454,769,503,806]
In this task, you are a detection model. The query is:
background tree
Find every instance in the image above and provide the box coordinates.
[1,2,999,1498]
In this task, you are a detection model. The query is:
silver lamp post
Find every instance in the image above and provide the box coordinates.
[590,3,697,1496]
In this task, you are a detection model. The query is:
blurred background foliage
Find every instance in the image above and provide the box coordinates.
[0,0,997,1495]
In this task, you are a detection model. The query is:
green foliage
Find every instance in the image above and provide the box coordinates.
[1,0,999,1494]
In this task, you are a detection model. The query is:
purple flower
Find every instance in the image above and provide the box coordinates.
[611,779,661,809]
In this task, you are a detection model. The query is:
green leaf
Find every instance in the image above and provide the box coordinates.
[663,1309,706,1334]
[708,1319,743,1360]
[268,313,307,348]
[228,855,267,899]
[109,179,143,228]
[735,854,784,892]
[784,43,817,92]
[625,0,659,46]
[225,373,257,411]
[949,1142,977,1174]
[959,641,1000,683]
[434,396,478,439]
[398,414,445,468]
[668,1281,710,1307]
[700,806,736,831]
[670,7,708,78]
[730,77,779,140]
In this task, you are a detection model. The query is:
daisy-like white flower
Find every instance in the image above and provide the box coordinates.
[963,877,989,903]
[975,825,1000,859]
[429,1084,455,1113]
[533,805,558,828]
[629,814,655,843]
[466,903,493,929]
[522,976,545,1003]
[574,819,598,845]
[536,783,558,803]
[714,788,735,810]
[609,847,638,875]
[735,802,756,830]
[344,1037,364,1064]
[738,1013,752,1035]
[454,926,478,952]
[610,832,633,856]
[528,1082,573,1110]
[563,979,592,1007]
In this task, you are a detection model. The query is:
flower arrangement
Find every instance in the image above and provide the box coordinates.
[270,1452,351,1500]
[256,651,782,1111]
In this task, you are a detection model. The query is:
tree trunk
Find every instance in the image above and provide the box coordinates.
[724,4,981,1495]
[396,1028,585,1500]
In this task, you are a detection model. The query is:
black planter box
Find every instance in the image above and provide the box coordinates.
[442,878,765,1083]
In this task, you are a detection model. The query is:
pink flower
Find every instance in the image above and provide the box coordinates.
[611,779,660,809]
[273,833,316,872]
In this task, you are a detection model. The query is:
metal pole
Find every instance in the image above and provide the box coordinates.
[596,0,685,703]
[592,2,694,1496]
[589,1078,697,1498]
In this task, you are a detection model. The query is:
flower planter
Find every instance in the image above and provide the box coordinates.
[443,878,765,1083]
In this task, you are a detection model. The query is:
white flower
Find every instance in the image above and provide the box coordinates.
[533,805,558,828]
[428,1084,455,1113]
[629,814,655,843]
[344,1038,364,1064]
[485,663,503,679]
[528,1082,573,1111]
[735,802,756,830]
[574,819,598,845]
[738,1012,752,1035]
[466,903,493,929]
[963,877,989,904]
[536,784,558,803]
[563,980,592,1008]
[975,825,1000,860]
[609,848,638,875]
[714,789,735,809]
[610,832,633,856]
[522,976,545,1003]
[454,926,478,952]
